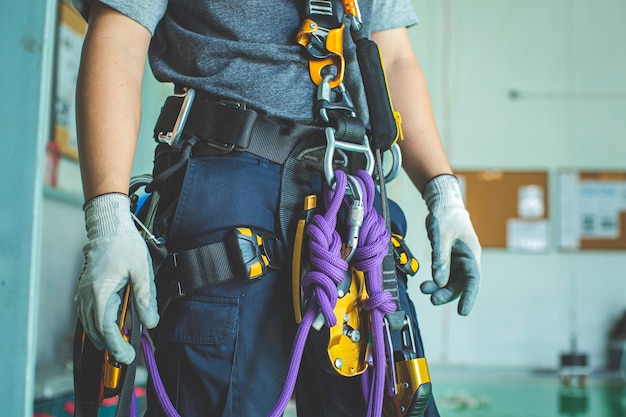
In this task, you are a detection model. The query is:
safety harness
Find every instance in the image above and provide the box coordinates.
[73,0,432,415]
[294,2,433,415]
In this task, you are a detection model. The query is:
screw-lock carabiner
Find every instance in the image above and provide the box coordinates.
[342,175,364,262]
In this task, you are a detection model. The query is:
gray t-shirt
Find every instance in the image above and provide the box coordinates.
[72,0,418,123]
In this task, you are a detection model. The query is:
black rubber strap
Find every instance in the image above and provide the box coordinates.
[73,321,104,417]
[354,38,398,151]
[114,297,140,417]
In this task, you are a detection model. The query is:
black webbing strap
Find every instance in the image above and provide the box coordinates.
[376,149,405,331]
[114,298,141,417]
[157,240,238,298]
[328,112,367,144]
[154,96,258,148]
[73,321,104,417]
[154,95,323,165]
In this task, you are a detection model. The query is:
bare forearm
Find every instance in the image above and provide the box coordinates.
[373,28,452,192]
[386,56,452,190]
[76,3,150,200]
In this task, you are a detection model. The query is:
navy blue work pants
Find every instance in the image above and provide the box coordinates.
[145,152,439,417]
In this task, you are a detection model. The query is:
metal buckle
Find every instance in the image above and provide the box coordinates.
[169,281,185,298]
[203,140,236,153]
[227,228,285,280]
[391,233,419,276]
[157,88,196,147]
[219,99,247,110]
[199,100,248,153]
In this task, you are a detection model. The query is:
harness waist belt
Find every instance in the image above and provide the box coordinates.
[154,94,323,164]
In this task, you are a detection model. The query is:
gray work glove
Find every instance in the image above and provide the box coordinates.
[420,175,481,316]
[76,193,159,364]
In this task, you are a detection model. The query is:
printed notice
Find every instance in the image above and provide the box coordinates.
[579,181,626,239]
[507,219,549,251]
[557,171,626,250]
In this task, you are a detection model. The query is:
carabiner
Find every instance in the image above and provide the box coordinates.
[156,88,195,148]
[343,175,364,262]
[343,0,363,32]
[324,127,374,188]
[383,143,402,183]
[317,74,356,123]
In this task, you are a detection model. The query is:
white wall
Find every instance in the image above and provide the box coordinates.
[36,197,85,366]
[392,0,626,370]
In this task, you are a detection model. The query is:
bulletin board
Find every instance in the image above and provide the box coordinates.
[455,170,549,251]
[53,1,87,160]
[557,171,626,250]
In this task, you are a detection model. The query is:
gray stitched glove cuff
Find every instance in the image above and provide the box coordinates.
[84,193,136,240]
[422,174,464,210]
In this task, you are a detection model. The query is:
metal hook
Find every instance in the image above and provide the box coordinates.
[323,127,374,188]
[379,143,402,184]
[317,74,356,123]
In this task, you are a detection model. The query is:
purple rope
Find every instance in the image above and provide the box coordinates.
[268,170,350,417]
[351,170,395,417]
[302,171,350,325]
[271,170,393,417]
[267,307,317,417]
[141,329,181,417]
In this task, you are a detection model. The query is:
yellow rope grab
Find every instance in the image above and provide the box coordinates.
[297,0,362,89]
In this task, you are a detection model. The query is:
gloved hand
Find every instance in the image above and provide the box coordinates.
[420,175,481,316]
[76,192,159,364]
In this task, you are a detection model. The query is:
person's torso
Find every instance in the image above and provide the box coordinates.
[149,0,375,122]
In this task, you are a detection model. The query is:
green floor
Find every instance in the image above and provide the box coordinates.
[34,366,626,416]
[432,370,625,417]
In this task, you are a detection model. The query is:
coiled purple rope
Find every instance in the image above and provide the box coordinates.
[350,170,395,417]
[140,169,392,417]
[267,170,350,417]
[270,170,393,417]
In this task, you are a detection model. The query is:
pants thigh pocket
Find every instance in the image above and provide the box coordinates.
[153,295,240,415]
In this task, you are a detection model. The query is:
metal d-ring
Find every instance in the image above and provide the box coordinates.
[323,127,374,189]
